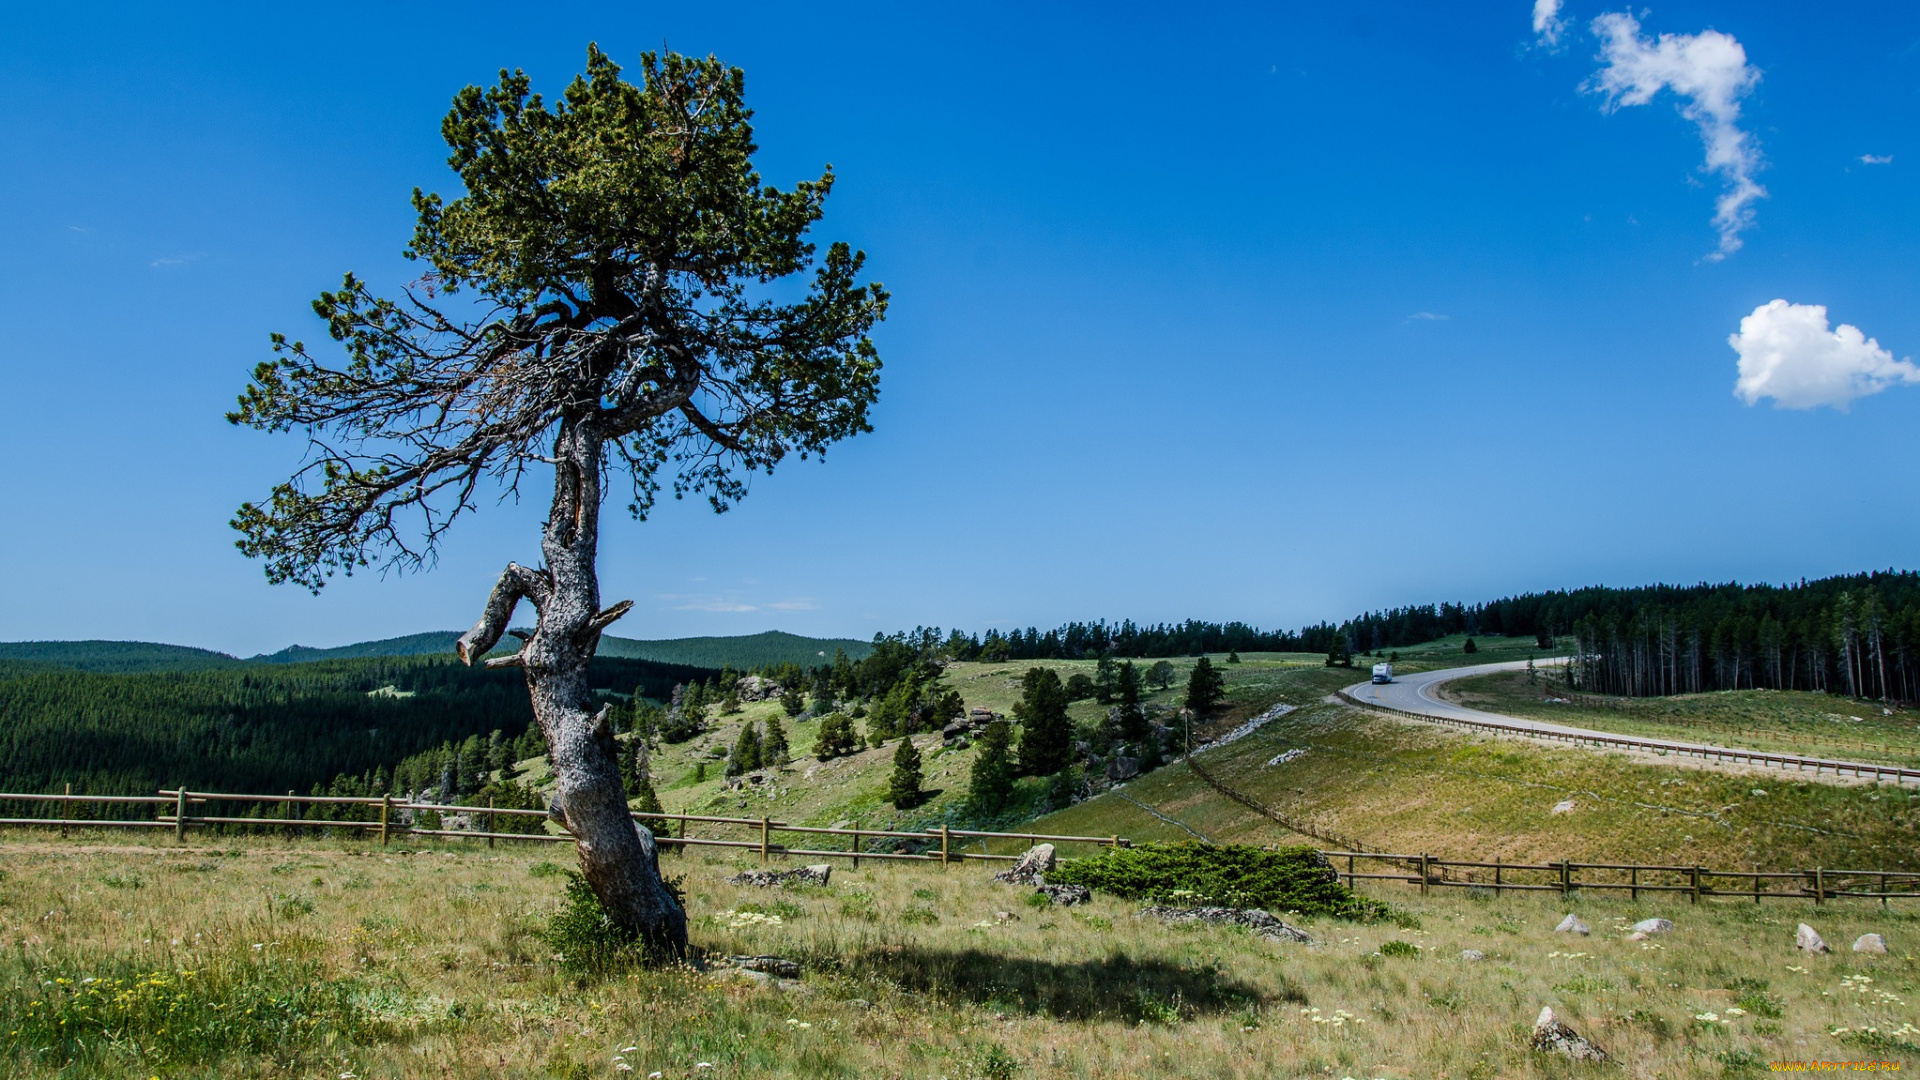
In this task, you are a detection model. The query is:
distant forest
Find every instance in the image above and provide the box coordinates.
[0,654,713,798]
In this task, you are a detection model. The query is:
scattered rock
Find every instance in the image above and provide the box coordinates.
[1135,906,1315,944]
[942,721,970,740]
[727,864,832,889]
[1105,756,1141,781]
[1035,884,1091,906]
[1549,799,1577,815]
[735,675,784,702]
[1531,1006,1607,1062]
[993,844,1056,886]
[1460,949,1486,962]
[1630,918,1673,935]
[723,955,802,979]
[993,910,1019,922]
[1554,914,1590,936]
[1796,923,1831,954]
[1853,933,1888,955]
[1624,932,1648,943]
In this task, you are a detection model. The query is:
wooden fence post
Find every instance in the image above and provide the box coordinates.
[940,825,951,867]
[1493,858,1502,897]
[851,821,860,869]
[174,788,186,844]
[678,814,687,857]
[1560,860,1571,895]
[1753,866,1761,905]
[1690,865,1701,904]
[1419,853,1430,895]
[380,794,391,847]
[760,817,770,863]
[1348,853,1356,889]
[1630,866,1638,902]
[487,795,495,850]
[61,783,69,839]
[1813,867,1824,905]
[286,790,296,838]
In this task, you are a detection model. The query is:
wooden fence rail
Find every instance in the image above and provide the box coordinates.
[0,789,1129,867]
[3,789,1916,905]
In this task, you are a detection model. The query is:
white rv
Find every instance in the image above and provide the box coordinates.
[1371,662,1393,684]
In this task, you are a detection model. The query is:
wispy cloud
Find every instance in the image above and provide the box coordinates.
[1532,0,1568,48]
[1406,311,1450,322]
[1586,12,1764,260]
[149,252,206,268]
[1859,153,1894,165]
[1731,299,1919,410]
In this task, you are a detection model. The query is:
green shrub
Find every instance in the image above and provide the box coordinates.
[1378,940,1420,958]
[528,861,565,878]
[543,871,682,973]
[1046,843,1391,921]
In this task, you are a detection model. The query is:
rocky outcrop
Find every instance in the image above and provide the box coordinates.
[1630,918,1674,935]
[1554,914,1590,935]
[993,844,1056,886]
[1853,933,1888,955]
[735,676,784,702]
[1796,923,1831,953]
[1531,1006,1607,1062]
[720,955,801,978]
[727,864,832,888]
[1136,906,1314,944]
[1035,883,1091,906]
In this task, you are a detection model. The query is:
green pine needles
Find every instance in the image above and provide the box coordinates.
[1047,843,1392,922]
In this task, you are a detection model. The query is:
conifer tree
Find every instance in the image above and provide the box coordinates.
[727,722,763,776]
[1184,656,1225,714]
[763,714,791,766]
[812,712,857,760]
[887,734,924,809]
[1109,660,1148,746]
[1013,667,1073,776]
[780,686,805,717]
[967,719,1014,815]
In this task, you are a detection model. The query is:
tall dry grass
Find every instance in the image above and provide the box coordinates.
[0,831,1914,1078]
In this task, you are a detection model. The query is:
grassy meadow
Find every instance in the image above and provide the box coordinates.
[1,832,1915,1078]
[1440,670,1920,768]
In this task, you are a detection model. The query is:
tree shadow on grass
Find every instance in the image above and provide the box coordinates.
[847,945,1294,1022]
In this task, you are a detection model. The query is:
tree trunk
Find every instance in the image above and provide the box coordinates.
[458,414,688,959]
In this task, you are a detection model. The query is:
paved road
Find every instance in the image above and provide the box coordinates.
[1341,659,1920,786]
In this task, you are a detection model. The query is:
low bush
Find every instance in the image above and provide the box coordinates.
[1046,843,1392,921]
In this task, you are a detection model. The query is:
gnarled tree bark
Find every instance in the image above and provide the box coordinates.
[458,415,686,957]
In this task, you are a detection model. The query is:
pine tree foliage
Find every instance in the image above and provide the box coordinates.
[1013,668,1072,777]
[886,735,923,809]
[966,719,1014,815]
[1184,657,1225,714]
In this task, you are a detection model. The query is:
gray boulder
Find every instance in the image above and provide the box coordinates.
[1137,905,1314,944]
[1035,883,1091,906]
[723,955,801,979]
[1796,923,1831,954]
[728,864,832,889]
[1105,756,1141,781]
[1852,933,1888,955]
[1531,1006,1607,1062]
[993,843,1056,886]
[1549,799,1576,815]
[1554,914,1590,935]
[1460,949,1486,962]
[1630,918,1673,935]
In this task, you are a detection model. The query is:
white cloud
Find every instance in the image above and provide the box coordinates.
[1587,12,1764,260]
[1859,153,1893,165]
[1730,299,1919,410]
[1533,0,1568,47]
[1406,311,1449,321]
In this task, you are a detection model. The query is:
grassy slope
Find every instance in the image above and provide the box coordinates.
[1,833,1914,1078]
[1443,670,1920,767]
[1034,647,1920,873]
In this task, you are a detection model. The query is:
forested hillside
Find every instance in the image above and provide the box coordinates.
[0,641,249,674]
[0,654,713,797]
[1339,570,1920,700]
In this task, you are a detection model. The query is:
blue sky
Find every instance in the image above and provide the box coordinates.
[2,2,1917,655]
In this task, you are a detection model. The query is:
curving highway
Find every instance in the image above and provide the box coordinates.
[1341,659,1920,787]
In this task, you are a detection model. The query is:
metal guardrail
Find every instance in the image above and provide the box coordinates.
[1336,690,1920,787]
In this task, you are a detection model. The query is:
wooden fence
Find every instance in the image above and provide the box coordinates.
[1323,850,1920,906]
[4,789,1917,905]
[0,788,1127,868]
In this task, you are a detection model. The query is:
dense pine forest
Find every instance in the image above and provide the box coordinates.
[1337,571,1920,701]
[0,654,713,798]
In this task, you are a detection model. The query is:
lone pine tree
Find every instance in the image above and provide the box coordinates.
[1184,656,1225,714]
[887,735,923,809]
[228,47,886,960]
[967,718,1014,815]
[1014,667,1073,776]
